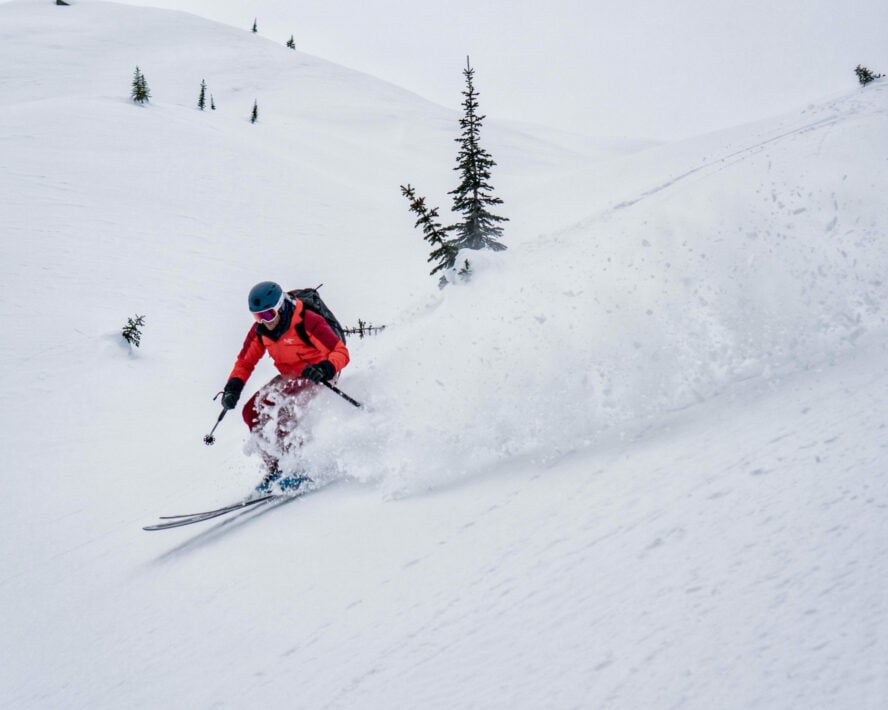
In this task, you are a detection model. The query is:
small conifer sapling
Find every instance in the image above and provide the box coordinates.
[250,100,259,124]
[344,319,387,339]
[401,184,458,276]
[197,79,207,110]
[122,315,146,348]
[287,35,296,49]
[130,66,150,104]
[855,64,883,86]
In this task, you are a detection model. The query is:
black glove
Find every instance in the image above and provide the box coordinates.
[221,377,245,409]
[301,360,335,383]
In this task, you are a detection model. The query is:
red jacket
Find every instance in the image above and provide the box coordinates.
[229,298,349,383]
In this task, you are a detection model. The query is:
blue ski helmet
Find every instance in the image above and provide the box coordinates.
[248,281,284,313]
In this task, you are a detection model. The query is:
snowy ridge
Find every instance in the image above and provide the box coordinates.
[1,3,886,708]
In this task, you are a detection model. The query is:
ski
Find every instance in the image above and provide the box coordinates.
[143,496,278,531]
[143,475,314,532]
[158,494,276,520]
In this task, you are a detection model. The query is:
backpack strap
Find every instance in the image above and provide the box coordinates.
[284,296,313,347]
[294,319,313,348]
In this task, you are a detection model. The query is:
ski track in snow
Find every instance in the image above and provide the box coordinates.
[611,111,851,212]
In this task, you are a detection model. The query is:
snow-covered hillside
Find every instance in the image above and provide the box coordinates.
[1,2,886,708]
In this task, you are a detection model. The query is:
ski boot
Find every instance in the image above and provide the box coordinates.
[276,474,313,493]
[254,469,283,493]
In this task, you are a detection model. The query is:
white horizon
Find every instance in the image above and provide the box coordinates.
[17,0,886,140]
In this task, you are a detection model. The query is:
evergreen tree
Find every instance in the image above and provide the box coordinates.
[401,184,459,275]
[121,315,146,348]
[56,1,70,6]
[252,18,258,33]
[210,94,216,111]
[250,100,259,124]
[447,56,507,252]
[344,319,387,339]
[855,64,883,86]
[286,35,296,49]
[130,66,150,104]
[197,79,207,110]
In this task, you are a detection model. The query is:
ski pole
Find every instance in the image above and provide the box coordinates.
[203,407,227,445]
[323,381,363,408]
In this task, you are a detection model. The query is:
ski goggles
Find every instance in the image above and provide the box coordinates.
[253,308,278,322]
[252,292,286,322]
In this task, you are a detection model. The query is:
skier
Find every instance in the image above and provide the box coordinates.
[219,281,350,489]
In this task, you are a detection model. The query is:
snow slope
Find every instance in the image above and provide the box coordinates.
[1,2,886,708]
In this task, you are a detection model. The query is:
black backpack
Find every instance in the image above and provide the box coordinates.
[288,285,347,346]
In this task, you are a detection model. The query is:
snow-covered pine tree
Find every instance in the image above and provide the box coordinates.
[197,79,207,110]
[250,100,259,124]
[210,94,216,110]
[287,35,296,49]
[252,18,258,33]
[448,56,508,253]
[401,184,459,276]
[855,64,883,86]
[131,66,150,104]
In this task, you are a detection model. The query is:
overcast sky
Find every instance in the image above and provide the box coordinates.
[26,0,888,139]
